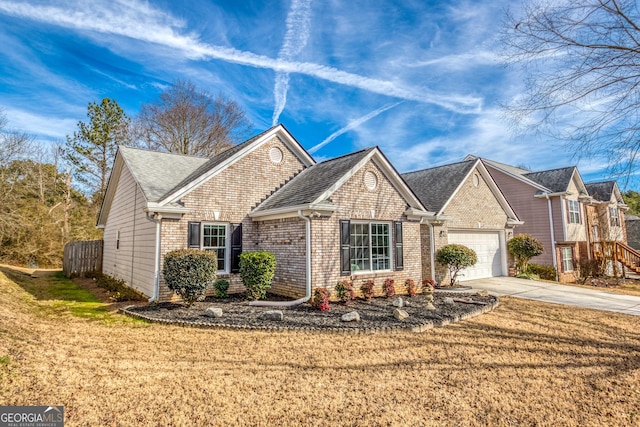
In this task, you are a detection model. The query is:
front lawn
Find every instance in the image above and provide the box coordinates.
[1,267,638,426]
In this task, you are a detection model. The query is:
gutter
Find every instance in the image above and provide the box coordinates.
[145,212,162,303]
[249,210,312,307]
[543,194,559,281]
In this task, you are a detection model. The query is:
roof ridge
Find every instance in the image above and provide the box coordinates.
[314,147,375,165]
[526,165,576,175]
[402,158,475,176]
[118,144,209,160]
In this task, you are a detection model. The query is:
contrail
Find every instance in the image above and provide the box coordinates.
[308,102,403,153]
[272,0,312,126]
[0,0,482,113]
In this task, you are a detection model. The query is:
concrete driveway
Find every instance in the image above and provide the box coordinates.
[465,276,640,316]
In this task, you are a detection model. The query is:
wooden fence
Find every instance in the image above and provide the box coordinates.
[63,240,103,278]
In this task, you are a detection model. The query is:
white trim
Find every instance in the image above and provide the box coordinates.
[250,202,337,221]
[159,125,315,205]
[201,222,231,274]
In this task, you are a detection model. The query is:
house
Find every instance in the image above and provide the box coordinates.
[584,181,628,274]
[98,124,432,302]
[402,158,522,284]
[470,156,592,282]
[625,215,640,251]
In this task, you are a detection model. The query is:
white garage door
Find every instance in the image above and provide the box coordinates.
[447,231,503,281]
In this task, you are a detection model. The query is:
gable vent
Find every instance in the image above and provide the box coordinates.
[269,147,283,164]
[364,171,378,191]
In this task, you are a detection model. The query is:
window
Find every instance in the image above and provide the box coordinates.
[567,200,580,224]
[561,247,574,272]
[188,222,243,273]
[610,207,620,227]
[341,221,394,273]
[203,223,228,271]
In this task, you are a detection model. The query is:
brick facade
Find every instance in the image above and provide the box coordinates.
[157,135,306,300]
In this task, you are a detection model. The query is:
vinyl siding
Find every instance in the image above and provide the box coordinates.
[563,178,587,242]
[486,166,555,266]
[102,165,157,297]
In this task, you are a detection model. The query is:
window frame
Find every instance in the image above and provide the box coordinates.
[348,221,392,274]
[561,247,574,272]
[201,222,230,273]
[609,207,620,227]
[567,200,580,224]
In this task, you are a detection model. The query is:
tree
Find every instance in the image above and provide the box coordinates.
[623,190,640,216]
[508,234,544,275]
[64,98,131,206]
[436,244,478,285]
[135,79,251,157]
[0,108,32,166]
[502,0,640,181]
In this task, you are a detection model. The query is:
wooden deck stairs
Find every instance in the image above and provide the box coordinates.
[613,242,640,275]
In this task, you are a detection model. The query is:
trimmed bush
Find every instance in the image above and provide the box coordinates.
[213,278,230,298]
[335,280,356,304]
[382,278,395,298]
[360,279,375,301]
[508,234,544,274]
[436,244,478,285]
[239,251,277,301]
[311,287,331,311]
[527,263,557,281]
[405,278,417,297]
[163,249,217,306]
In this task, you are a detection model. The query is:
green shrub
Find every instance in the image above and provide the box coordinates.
[311,287,331,311]
[163,249,217,306]
[527,263,557,281]
[508,234,544,274]
[213,278,230,298]
[95,273,146,301]
[239,251,277,301]
[436,244,478,285]
[335,280,356,304]
[360,279,375,301]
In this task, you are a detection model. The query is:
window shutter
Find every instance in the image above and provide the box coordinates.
[394,221,404,271]
[578,202,582,224]
[188,222,201,248]
[565,200,570,223]
[231,223,243,273]
[340,220,351,276]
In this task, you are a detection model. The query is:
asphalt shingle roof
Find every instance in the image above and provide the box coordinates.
[523,167,576,193]
[585,181,616,202]
[253,148,374,212]
[401,159,476,212]
[118,146,208,202]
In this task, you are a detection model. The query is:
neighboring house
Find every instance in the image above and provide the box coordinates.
[469,156,591,283]
[98,125,432,302]
[402,159,522,284]
[625,215,640,250]
[584,181,628,274]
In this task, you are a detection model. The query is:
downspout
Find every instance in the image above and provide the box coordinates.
[249,209,312,307]
[544,194,558,281]
[146,212,162,303]
[427,221,436,280]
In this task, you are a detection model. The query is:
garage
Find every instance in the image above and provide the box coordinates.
[447,231,505,281]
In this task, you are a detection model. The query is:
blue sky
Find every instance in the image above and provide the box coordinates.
[0,0,633,188]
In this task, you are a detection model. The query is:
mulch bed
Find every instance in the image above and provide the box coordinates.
[122,291,499,333]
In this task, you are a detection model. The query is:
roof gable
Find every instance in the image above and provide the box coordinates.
[252,147,427,216]
[402,158,519,220]
[159,124,315,205]
[402,160,476,212]
[586,180,624,204]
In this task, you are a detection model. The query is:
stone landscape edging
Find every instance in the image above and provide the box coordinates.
[119,293,500,334]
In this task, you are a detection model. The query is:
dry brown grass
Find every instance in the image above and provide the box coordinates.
[562,278,640,297]
[1,268,639,426]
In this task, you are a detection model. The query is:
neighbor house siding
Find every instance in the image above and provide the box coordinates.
[312,161,423,299]
[486,167,555,266]
[102,165,157,297]
[157,135,307,301]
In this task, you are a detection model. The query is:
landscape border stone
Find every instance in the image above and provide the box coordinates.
[120,291,499,334]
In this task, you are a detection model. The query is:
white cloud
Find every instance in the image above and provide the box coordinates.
[0,0,482,113]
